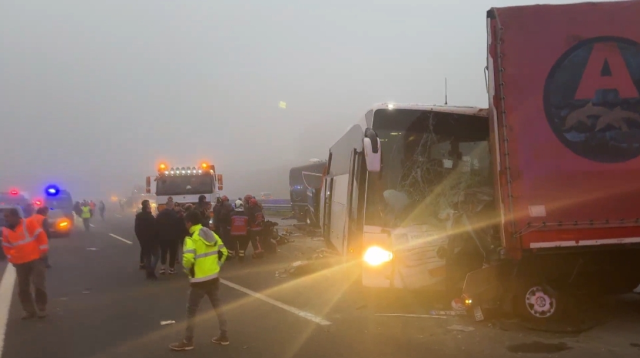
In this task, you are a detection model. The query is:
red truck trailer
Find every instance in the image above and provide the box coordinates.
[463,0,640,323]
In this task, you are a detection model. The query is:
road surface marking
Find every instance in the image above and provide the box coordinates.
[108,234,133,245]
[115,214,122,218]
[90,224,95,227]
[0,265,16,357]
[220,279,332,326]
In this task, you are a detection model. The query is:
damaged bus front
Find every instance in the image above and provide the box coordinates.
[322,104,497,293]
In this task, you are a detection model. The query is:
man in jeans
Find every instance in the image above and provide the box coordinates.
[170,210,229,351]
[2,208,49,319]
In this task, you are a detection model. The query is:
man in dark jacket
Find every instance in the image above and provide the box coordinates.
[212,197,223,236]
[218,196,234,257]
[135,200,159,280]
[156,200,183,275]
[195,195,211,228]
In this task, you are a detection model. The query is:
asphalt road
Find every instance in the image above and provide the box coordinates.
[1,211,640,358]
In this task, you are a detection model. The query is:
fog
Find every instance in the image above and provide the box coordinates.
[0,0,590,202]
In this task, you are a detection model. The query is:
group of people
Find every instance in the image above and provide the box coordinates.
[134,197,189,279]
[212,195,266,262]
[133,195,231,350]
[72,200,106,231]
[1,206,52,320]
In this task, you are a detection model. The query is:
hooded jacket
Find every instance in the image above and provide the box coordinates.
[183,224,228,283]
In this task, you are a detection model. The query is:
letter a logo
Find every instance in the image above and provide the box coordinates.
[574,42,639,100]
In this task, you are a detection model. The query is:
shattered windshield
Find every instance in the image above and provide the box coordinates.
[155,175,214,196]
[365,109,491,228]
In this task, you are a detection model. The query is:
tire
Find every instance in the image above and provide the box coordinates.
[514,280,566,323]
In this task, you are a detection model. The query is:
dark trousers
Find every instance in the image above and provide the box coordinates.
[82,218,90,231]
[15,259,47,313]
[138,241,144,265]
[185,278,228,342]
[219,225,231,248]
[236,234,249,254]
[159,240,178,269]
[249,230,262,252]
[142,242,160,276]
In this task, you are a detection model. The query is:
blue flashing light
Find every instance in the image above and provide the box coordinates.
[45,184,60,197]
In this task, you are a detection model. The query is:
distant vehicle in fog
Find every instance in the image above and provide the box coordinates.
[289,161,326,226]
[260,192,273,200]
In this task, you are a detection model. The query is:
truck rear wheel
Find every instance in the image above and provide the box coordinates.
[515,281,566,322]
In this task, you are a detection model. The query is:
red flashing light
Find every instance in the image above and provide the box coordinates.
[9,189,19,196]
[34,199,43,206]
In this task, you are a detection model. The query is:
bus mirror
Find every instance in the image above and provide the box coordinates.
[145,177,151,194]
[364,128,381,172]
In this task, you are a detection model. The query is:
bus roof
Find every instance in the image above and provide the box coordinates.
[355,103,488,133]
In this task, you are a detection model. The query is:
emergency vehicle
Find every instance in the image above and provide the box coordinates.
[145,162,224,215]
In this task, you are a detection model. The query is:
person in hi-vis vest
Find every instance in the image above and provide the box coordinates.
[80,201,93,231]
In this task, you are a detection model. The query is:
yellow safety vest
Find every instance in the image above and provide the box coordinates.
[183,224,228,283]
[81,206,91,219]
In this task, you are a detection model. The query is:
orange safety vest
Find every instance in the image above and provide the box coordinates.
[250,210,265,231]
[1,218,48,264]
[230,215,249,236]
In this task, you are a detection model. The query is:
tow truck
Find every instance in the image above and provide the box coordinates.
[145,162,224,221]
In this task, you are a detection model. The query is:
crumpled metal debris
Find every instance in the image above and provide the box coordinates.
[161,320,176,325]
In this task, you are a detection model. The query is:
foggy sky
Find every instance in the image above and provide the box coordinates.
[0,0,595,201]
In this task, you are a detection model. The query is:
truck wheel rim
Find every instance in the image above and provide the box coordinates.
[525,286,556,318]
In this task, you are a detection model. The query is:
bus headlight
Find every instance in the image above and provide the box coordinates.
[363,246,393,266]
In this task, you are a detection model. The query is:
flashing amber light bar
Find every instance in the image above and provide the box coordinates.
[159,163,215,176]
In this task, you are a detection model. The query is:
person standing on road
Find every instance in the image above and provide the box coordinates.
[170,210,229,351]
[230,203,249,261]
[212,197,222,236]
[218,196,233,251]
[98,201,106,220]
[195,195,211,228]
[1,208,49,319]
[135,200,159,279]
[80,201,92,231]
[247,199,265,259]
[31,207,52,269]
[156,200,182,275]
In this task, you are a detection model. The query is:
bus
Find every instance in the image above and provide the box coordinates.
[289,161,326,226]
[146,162,224,217]
[320,103,491,292]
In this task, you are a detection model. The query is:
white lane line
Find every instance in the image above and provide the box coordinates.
[90,224,95,227]
[220,279,332,326]
[108,233,133,245]
[0,265,16,356]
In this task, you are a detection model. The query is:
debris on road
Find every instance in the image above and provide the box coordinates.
[430,310,467,316]
[447,325,475,332]
[82,290,91,294]
[86,248,98,251]
[275,249,339,278]
[375,314,447,319]
[160,320,176,325]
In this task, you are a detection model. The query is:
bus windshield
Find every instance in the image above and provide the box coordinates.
[155,175,214,196]
[364,109,491,228]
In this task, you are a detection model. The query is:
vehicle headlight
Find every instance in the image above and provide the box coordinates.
[363,246,393,266]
